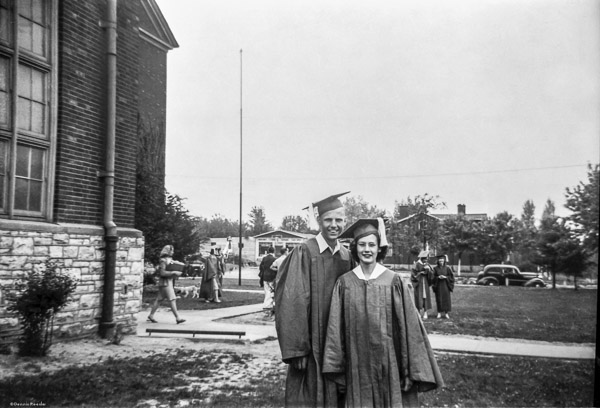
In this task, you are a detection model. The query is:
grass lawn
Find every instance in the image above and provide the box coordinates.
[146,281,597,344]
[143,279,263,311]
[422,286,596,343]
[0,348,593,407]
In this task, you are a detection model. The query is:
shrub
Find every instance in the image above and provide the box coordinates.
[7,261,77,357]
[142,262,157,286]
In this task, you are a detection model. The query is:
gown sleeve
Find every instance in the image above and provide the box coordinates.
[274,245,312,363]
[392,276,444,393]
[447,266,455,292]
[322,279,346,385]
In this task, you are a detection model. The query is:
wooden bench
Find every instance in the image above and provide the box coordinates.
[146,328,246,339]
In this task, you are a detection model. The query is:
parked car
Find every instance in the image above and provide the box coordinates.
[182,254,206,279]
[476,264,547,287]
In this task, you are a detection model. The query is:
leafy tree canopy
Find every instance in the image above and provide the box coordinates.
[280,215,310,233]
[343,195,387,225]
[565,163,599,255]
[248,206,272,236]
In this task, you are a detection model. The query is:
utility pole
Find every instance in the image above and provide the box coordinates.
[238,49,243,286]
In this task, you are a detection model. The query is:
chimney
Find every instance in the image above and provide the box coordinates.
[457,204,466,216]
[398,205,409,219]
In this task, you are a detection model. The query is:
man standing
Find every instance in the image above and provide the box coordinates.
[270,246,289,275]
[275,192,353,407]
[259,246,277,316]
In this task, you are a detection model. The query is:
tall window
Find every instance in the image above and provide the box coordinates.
[0,0,56,220]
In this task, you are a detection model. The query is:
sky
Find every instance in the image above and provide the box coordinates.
[155,0,600,227]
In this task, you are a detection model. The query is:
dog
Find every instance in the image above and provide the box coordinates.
[174,285,199,299]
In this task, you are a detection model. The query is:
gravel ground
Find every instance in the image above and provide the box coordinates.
[0,334,283,381]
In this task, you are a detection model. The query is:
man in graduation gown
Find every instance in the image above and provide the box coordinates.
[275,192,353,407]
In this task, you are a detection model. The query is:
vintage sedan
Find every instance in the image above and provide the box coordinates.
[476,264,547,287]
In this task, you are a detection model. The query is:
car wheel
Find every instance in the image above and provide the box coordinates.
[487,281,496,286]
[533,282,543,288]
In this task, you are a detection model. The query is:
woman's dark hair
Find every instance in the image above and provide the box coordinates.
[349,233,388,263]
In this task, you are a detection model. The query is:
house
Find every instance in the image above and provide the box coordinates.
[253,230,315,260]
[0,0,177,345]
[199,230,316,264]
[394,204,488,266]
[431,204,488,223]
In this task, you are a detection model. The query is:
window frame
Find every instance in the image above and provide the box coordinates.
[0,0,57,221]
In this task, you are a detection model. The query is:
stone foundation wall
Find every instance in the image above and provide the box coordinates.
[0,221,144,346]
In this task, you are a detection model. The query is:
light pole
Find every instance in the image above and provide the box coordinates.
[238,49,243,286]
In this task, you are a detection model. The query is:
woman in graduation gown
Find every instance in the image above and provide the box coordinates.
[432,255,455,319]
[323,219,444,408]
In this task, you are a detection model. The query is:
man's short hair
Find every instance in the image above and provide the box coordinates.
[281,247,289,255]
[268,246,275,254]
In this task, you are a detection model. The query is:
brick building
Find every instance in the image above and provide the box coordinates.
[0,0,177,345]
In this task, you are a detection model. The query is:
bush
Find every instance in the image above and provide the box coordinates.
[517,263,539,273]
[142,262,157,286]
[7,261,77,356]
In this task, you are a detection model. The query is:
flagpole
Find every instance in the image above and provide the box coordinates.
[238,49,243,286]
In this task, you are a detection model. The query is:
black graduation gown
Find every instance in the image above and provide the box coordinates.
[432,265,454,313]
[274,238,353,407]
[322,268,444,408]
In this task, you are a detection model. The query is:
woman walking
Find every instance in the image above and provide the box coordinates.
[147,245,186,324]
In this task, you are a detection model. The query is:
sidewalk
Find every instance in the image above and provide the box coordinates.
[137,303,595,360]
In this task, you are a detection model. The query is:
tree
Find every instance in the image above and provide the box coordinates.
[197,214,241,238]
[140,193,201,265]
[248,206,272,236]
[565,163,599,257]
[343,195,387,225]
[512,200,538,268]
[439,216,475,275]
[541,198,556,221]
[471,212,516,265]
[280,215,310,233]
[389,194,446,264]
[534,214,586,289]
[135,121,201,264]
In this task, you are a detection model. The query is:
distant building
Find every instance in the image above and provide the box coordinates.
[431,204,488,223]
[0,0,177,345]
[200,230,316,263]
[394,204,488,267]
[253,230,315,260]
[200,236,255,263]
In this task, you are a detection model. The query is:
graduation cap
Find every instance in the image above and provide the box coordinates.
[418,250,429,258]
[339,218,389,247]
[436,253,449,262]
[303,191,350,216]
[302,192,350,229]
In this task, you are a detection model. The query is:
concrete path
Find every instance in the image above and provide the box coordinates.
[137,301,595,360]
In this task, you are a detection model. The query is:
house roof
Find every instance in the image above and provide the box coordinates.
[395,213,442,224]
[431,213,488,222]
[139,0,179,51]
[253,229,315,239]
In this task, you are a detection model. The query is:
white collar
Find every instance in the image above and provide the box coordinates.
[352,263,386,281]
[316,233,341,254]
